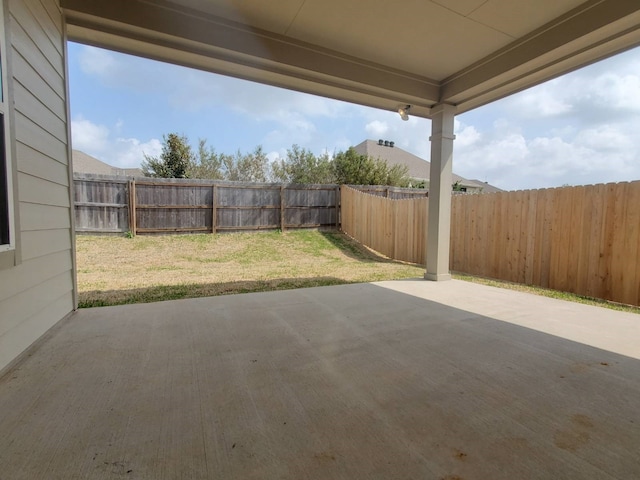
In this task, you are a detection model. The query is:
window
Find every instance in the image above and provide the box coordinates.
[0,116,8,246]
[0,2,14,260]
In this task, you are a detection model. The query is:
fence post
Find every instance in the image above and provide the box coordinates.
[212,184,217,234]
[335,185,340,229]
[280,185,286,232]
[129,179,136,237]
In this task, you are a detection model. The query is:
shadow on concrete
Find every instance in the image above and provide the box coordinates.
[79,276,352,308]
[2,281,638,479]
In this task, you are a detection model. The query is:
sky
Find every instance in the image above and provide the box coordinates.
[68,42,640,191]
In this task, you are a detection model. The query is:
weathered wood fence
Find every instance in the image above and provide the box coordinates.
[74,174,341,234]
[351,185,429,199]
[341,183,640,307]
[74,175,130,234]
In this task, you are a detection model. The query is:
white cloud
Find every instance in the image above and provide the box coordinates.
[507,80,573,118]
[454,119,481,148]
[446,47,640,189]
[450,116,640,190]
[573,125,634,152]
[262,113,318,151]
[78,47,117,77]
[71,116,161,168]
[112,137,163,167]
[71,115,109,152]
[504,54,640,123]
[365,120,389,137]
[266,151,281,162]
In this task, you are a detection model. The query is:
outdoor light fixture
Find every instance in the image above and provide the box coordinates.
[398,104,411,121]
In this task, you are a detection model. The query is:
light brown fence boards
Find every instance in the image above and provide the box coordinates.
[341,182,640,307]
[454,182,640,306]
[340,186,427,264]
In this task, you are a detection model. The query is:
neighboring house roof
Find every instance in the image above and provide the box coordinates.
[353,139,503,192]
[72,150,143,177]
[72,150,114,175]
[467,179,504,194]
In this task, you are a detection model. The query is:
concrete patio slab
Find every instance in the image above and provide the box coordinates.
[1,279,639,479]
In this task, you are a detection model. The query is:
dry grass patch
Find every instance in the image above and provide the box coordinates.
[452,273,640,314]
[76,230,424,307]
[77,230,637,313]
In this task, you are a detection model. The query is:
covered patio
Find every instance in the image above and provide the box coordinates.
[1,1,640,478]
[1,279,638,479]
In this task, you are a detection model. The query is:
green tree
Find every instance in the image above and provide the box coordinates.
[332,148,372,185]
[141,133,194,178]
[332,147,410,186]
[187,139,224,179]
[385,164,411,187]
[452,180,466,192]
[271,145,334,184]
[223,146,270,182]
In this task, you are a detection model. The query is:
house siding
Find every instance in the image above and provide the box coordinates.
[0,0,74,371]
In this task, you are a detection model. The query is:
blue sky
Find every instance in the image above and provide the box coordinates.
[68,42,640,191]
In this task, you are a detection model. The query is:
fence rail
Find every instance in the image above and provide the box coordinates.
[341,183,640,307]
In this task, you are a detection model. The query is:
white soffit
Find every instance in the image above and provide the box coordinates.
[62,0,640,118]
[468,0,587,38]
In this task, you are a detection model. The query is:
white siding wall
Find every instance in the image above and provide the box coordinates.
[0,0,74,371]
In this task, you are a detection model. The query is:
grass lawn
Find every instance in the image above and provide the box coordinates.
[76,229,640,314]
[76,230,424,308]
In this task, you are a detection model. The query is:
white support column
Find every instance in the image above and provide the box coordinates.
[425,103,456,281]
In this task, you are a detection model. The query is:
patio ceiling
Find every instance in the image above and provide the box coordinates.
[61,0,640,118]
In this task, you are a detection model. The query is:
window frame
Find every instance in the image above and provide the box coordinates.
[0,0,16,269]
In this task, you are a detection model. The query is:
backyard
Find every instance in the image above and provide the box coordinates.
[76,229,640,314]
[76,230,425,308]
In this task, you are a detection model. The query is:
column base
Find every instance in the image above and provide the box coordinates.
[424,272,452,282]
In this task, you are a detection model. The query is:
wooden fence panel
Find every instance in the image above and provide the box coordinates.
[622,182,640,306]
[341,185,428,265]
[216,184,281,231]
[74,175,356,234]
[135,182,213,233]
[284,187,337,228]
[74,175,129,233]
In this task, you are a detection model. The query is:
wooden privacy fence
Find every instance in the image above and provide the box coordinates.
[340,186,428,264]
[341,182,640,307]
[451,181,640,307]
[350,185,429,199]
[74,175,130,234]
[74,174,339,234]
